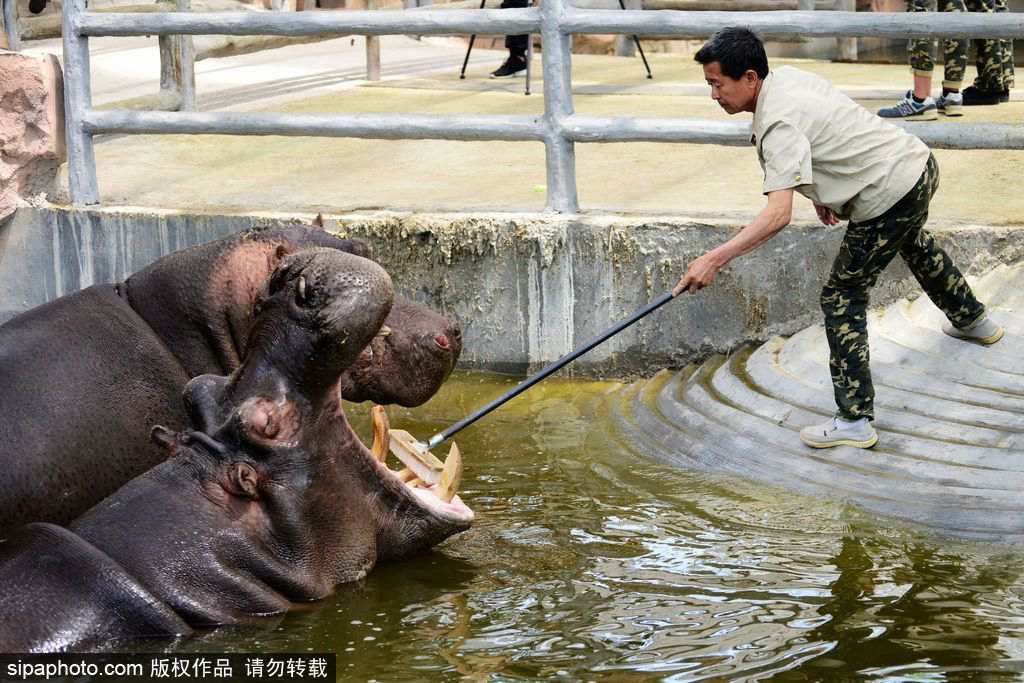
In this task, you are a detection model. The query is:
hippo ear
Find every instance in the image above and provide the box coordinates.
[150,425,179,457]
[225,462,261,500]
[312,213,325,229]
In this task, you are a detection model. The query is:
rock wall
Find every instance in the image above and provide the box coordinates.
[4,207,1022,378]
[0,52,65,223]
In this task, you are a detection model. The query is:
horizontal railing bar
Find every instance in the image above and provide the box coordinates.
[79,8,539,36]
[563,10,1024,39]
[84,110,548,141]
[85,110,1024,150]
[563,116,751,145]
[78,8,1024,39]
[563,116,1024,149]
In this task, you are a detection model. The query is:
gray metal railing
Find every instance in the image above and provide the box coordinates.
[3,0,19,49]
[62,6,1024,213]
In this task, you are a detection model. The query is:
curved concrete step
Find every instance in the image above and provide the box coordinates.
[776,326,1024,431]
[609,264,1024,542]
[710,349,1024,473]
[745,337,1012,447]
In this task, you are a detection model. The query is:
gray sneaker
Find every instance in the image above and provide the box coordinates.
[942,315,1004,345]
[878,91,938,121]
[800,416,878,449]
[936,91,964,117]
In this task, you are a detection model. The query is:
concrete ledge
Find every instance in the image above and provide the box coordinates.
[3,205,1022,377]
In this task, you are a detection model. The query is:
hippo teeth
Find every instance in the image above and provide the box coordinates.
[370,404,389,463]
[436,443,462,504]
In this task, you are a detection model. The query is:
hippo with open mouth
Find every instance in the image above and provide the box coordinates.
[0,248,473,653]
[0,223,461,534]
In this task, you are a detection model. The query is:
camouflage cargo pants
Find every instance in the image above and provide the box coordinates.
[908,0,967,88]
[966,0,1015,92]
[820,154,985,421]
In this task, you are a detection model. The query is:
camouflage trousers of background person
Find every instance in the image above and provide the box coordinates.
[966,0,1015,92]
[820,154,986,421]
[908,0,967,89]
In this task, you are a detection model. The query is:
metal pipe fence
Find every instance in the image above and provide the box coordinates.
[63,6,1024,212]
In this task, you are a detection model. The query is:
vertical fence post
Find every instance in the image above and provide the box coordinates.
[62,0,99,205]
[159,0,196,111]
[177,0,196,111]
[366,0,381,81]
[3,0,19,51]
[834,0,857,60]
[541,0,578,213]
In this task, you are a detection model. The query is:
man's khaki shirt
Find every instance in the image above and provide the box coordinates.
[751,66,931,223]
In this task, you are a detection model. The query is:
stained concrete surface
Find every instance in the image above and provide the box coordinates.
[5,33,1023,376]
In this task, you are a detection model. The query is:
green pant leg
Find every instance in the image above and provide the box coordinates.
[821,218,914,422]
[896,158,987,328]
[940,0,967,88]
[966,0,1004,92]
[994,0,1014,90]
[908,0,935,75]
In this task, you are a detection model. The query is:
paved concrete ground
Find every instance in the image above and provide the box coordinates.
[22,33,1024,225]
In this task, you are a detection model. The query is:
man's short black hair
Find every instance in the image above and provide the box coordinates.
[694,27,769,80]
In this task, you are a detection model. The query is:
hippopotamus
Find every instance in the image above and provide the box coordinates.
[0,224,461,534]
[0,248,473,653]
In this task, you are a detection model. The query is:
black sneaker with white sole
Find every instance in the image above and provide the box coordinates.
[490,56,527,79]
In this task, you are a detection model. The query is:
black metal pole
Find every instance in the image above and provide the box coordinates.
[617,0,652,79]
[424,290,677,449]
[459,0,489,79]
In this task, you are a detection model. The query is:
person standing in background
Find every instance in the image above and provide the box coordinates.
[490,0,529,78]
[878,0,967,120]
[961,0,1014,104]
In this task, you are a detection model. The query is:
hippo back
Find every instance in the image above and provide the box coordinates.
[0,285,189,533]
[0,523,191,652]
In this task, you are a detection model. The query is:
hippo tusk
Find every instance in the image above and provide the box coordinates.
[370,405,389,463]
[436,443,462,503]
[376,325,392,338]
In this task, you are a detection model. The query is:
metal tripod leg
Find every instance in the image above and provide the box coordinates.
[459,0,488,79]
[617,0,651,79]
[525,32,532,95]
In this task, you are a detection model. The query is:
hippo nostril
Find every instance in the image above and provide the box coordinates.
[434,334,450,350]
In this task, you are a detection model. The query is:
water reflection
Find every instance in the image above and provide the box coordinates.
[156,372,1024,681]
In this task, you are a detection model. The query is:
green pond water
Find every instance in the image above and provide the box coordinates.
[170,371,1024,682]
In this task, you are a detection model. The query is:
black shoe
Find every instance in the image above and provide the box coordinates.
[1000,89,1011,103]
[962,85,1002,106]
[490,56,527,79]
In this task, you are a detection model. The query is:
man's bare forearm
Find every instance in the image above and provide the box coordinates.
[709,190,793,268]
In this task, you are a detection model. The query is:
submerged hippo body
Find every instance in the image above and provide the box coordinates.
[0,249,473,653]
[0,225,461,534]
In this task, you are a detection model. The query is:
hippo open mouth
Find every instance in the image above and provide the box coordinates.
[365,405,474,527]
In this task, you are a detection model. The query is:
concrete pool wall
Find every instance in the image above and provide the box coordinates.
[4,205,1021,377]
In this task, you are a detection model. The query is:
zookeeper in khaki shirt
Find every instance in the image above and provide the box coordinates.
[674,27,1003,451]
